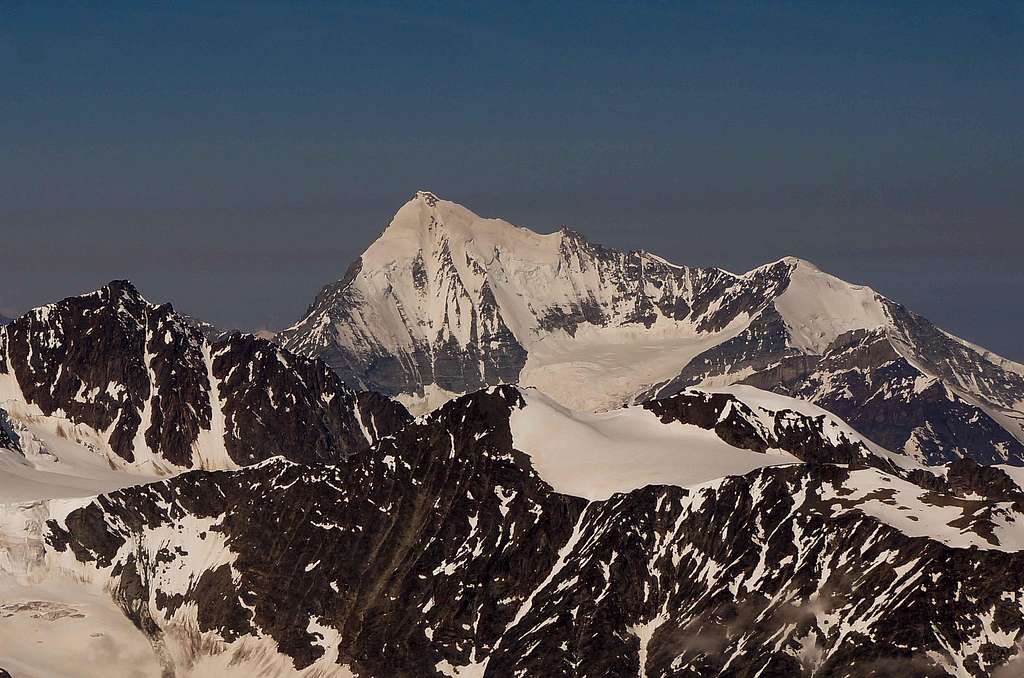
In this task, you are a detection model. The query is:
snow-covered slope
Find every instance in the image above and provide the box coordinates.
[773,258,889,352]
[279,191,798,413]
[0,411,158,503]
[5,385,1024,677]
[281,191,1024,465]
[509,388,798,499]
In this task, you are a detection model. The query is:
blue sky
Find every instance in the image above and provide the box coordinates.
[1,1,1021,357]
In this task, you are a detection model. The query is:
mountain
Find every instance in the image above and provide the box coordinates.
[5,385,1024,676]
[0,281,410,484]
[279,191,791,412]
[641,283,1024,466]
[3,194,1023,677]
[279,191,1024,466]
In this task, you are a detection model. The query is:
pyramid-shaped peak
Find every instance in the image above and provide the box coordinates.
[103,279,143,298]
[89,279,153,310]
[413,190,440,207]
[356,193,569,273]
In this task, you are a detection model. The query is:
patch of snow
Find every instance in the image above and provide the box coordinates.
[825,468,1024,552]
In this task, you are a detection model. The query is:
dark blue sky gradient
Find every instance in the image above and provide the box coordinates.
[1,1,1021,358]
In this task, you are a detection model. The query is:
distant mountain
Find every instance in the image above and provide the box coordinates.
[253,328,278,341]
[0,281,410,477]
[279,191,1024,466]
[7,385,1021,677]
[176,312,226,341]
[642,293,1024,466]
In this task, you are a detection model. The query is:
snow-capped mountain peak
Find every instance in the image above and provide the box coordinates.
[771,256,889,353]
[280,193,1024,467]
[284,194,895,414]
[367,190,562,268]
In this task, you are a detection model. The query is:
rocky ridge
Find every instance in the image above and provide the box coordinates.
[11,386,1024,677]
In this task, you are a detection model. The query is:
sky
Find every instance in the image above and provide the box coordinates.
[1,1,1021,358]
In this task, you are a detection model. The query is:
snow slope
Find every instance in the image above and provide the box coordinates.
[0,423,157,503]
[517,320,749,413]
[509,388,798,500]
[772,257,888,353]
[0,578,164,678]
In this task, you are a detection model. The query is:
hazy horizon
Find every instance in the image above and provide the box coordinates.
[2,2,1021,359]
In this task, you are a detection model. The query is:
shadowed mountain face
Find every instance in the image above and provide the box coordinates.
[280,192,1024,466]
[647,309,1024,466]
[0,281,410,473]
[31,386,1024,677]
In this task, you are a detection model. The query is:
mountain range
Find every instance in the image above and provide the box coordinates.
[2,191,1023,677]
[280,192,1024,466]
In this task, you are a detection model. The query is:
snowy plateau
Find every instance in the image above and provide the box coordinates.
[2,191,1024,677]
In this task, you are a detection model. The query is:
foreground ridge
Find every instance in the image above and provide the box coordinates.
[1,386,1021,676]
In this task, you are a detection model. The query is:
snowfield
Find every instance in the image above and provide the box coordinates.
[509,387,799,500]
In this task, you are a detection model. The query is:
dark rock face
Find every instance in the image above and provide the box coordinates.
[47,388,586,676]
[792,327,1024,466]
[210,332,410,466]
[43,387,1024,677]
[651,318,1024,466]
[143,302,214,467]
[0,282,410,470]
[887,302,1024,412]
[488,465,1024,678]
[688,259,792,334]
[944,458,1024,502]
[2,281,154,462]
[0,406,19,453]
[797,350,1024,466]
